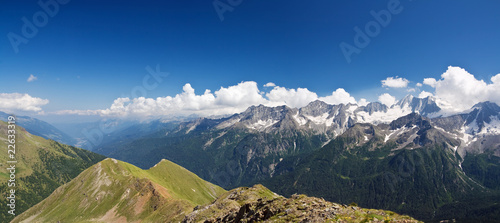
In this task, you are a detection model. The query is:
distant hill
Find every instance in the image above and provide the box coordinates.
[0,111,76,146]
[0,121,105,222]
[53,119,179,151]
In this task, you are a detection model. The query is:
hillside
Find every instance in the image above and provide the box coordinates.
[13,158,420,222]
[0,121,105,222]
[11,158,226,222]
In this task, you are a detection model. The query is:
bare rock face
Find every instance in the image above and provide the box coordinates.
[183,184,421,223]
[394,95,441,117]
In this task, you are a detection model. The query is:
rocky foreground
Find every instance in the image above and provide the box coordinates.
[183,184,421,223]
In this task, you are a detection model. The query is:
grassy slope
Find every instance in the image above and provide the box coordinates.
[12,158,226,223]
[0,121,105,222]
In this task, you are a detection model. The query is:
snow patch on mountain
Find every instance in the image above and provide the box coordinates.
[459,125,476,146]
[357,105,413,124]
[479,116,500,135]
[347,104,358,113]
[292,113,308,126]
[246,119,279,130]
[384,126,408,143]
[304,113,334,127]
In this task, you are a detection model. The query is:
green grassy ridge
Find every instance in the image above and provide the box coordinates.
[0,121,105,222]
[12,158,226,222]
[11,159,191,222]
[115,158,225,206]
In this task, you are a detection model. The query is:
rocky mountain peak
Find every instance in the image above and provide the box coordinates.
[359,102,388,114]
[242,104,294,119]
[300,100,333,116]
[465,101,500,134]
[389,112,431,130]
[394,95,441,116]
[396,94,415,107]
[470,101,500,117]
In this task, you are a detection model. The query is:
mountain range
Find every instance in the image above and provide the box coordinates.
[3,95,500,222]
[0,121,418,222]
[91,95,500,221]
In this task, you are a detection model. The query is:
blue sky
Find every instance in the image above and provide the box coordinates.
[1,0,500,122]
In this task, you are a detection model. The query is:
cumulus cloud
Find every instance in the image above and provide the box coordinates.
[418,90,434,98]
[427,66,500,112]
[27,74,37,82]
[357,98,369,106]
[318,88,357,105]
[266,86,318,108]
[416,83,423,87]
[215,82,265,107]
[60,82,370,119]
[97,81,267,118]
[423,78,437,88]
[381,76,409,88]
[378,93,396,106]
[263,82,276,87]
[0,93,49,112]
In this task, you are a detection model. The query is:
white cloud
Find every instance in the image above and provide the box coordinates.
[357,98,369,106]
[215,81,265,107]
[27,74,37,82]
[381,76,409,88]
[423,78,437,88]
[318,88,357,105]
[378,93,396,106]
[266,86,318,108]
[97,81,266,118]
[418,90,434,98]
[60,82,369,119]
[428,66,500,113]
[263,82,276,87]
[0,93,49,112]
[49,66,500,120]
